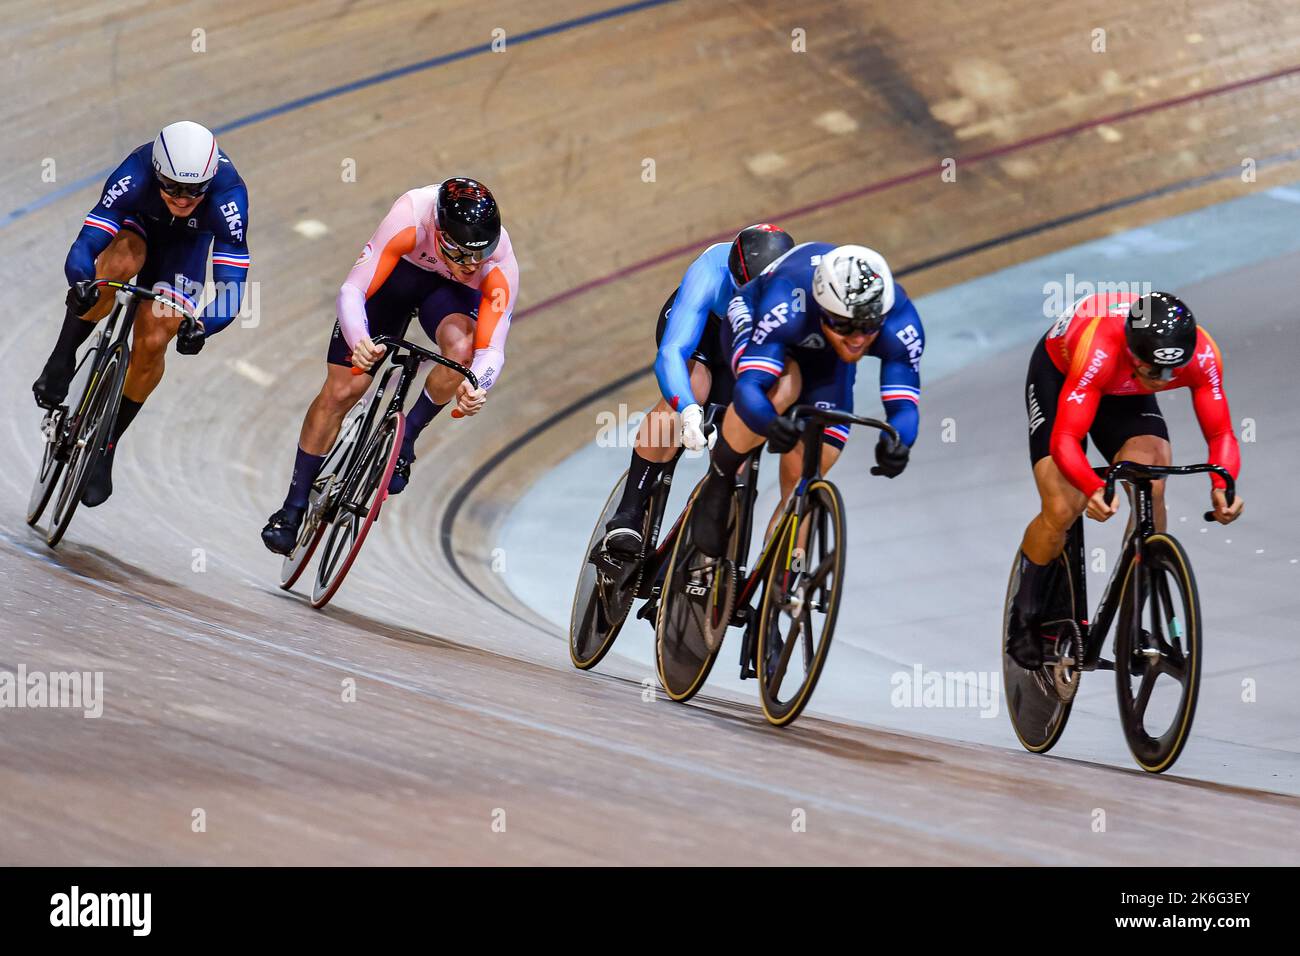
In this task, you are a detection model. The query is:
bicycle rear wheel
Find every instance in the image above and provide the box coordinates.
[654,486,732,702]
[310,412,404,608]
[1114,533,1201,773]
[755,479,845,727]
[569,471,646,670]
[46,346,125,548]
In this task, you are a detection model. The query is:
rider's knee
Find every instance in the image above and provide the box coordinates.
[323,372,365,409]
[442,334,473,365]
[1117,434,1172,466]
[639,401,676,448]
[132,321,172,360]
[97,232,146,281]
[1041,492,1082,535]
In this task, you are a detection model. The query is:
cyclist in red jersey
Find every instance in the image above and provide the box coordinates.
[1005,290,1243,668]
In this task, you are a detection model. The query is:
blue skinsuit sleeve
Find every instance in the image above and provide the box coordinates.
[654,254,719,411]
[877,300,924,446]
[64,156,143,285]
[200,185,251,336]
[732,282,797,434]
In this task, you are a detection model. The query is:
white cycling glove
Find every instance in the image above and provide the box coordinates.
[680,403,707,451]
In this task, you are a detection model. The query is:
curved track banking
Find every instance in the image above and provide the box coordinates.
[2,1,1299,864]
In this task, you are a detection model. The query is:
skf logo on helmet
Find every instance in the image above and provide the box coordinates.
[1153,347,1184,364]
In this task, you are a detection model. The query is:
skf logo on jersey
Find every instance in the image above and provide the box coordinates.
[896,324,922,370]
[101,176,133,208]
[752,302,790,345]
[219,201,244,243]
[1153,346,1185,364]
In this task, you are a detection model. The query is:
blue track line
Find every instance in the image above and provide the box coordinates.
[0,0,680,230]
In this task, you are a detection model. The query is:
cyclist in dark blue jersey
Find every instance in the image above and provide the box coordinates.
[600,224,794,559]
[32,121,252,506]
[690,243,924,556]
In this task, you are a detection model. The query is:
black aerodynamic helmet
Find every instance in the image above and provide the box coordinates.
[1126,291,1197,379]
[728,223,795,286]
[435,177,501,261]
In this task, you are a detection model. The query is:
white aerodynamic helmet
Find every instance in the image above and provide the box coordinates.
[152,121,220,187]
[812,245,895,332]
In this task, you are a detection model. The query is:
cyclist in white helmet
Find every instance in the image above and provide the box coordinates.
[32,120,252,506]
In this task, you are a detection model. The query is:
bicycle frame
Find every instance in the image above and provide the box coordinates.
[54,280,201,445]
[1059,462,1235,671]
[323,312,480,500]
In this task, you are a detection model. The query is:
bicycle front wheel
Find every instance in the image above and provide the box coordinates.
[755,479,845,727]
[280,398,370,591]
[46,346,125,548]
[654,485,732,702]
[310,412,404,608]
[1114,533,1202,773]
[569,471,645,670]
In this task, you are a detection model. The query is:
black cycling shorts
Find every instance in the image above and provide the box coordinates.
[1025,333,1169,467]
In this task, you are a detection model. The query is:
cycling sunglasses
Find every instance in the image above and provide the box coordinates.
[436,229,491,265]
[156,175,211,199]
[822,309,885,336]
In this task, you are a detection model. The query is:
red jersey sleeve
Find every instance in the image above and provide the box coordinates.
[1187,330,1239,489]
[1049,318,1112,496]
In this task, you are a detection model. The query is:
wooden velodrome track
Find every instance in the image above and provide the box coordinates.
[2,1,1299,863]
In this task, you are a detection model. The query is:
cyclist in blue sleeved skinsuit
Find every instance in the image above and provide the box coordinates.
[31,121,251,507]
[690,243,924,557]
[600,224,795,559]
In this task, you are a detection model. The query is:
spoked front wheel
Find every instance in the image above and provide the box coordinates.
[280,399,370,591]
[754,479,845,727]
[26,409,68,527]
[654,487,734,702]
[310,413,404,608]
[45,346,125,548]
[1114,533,1201,773]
